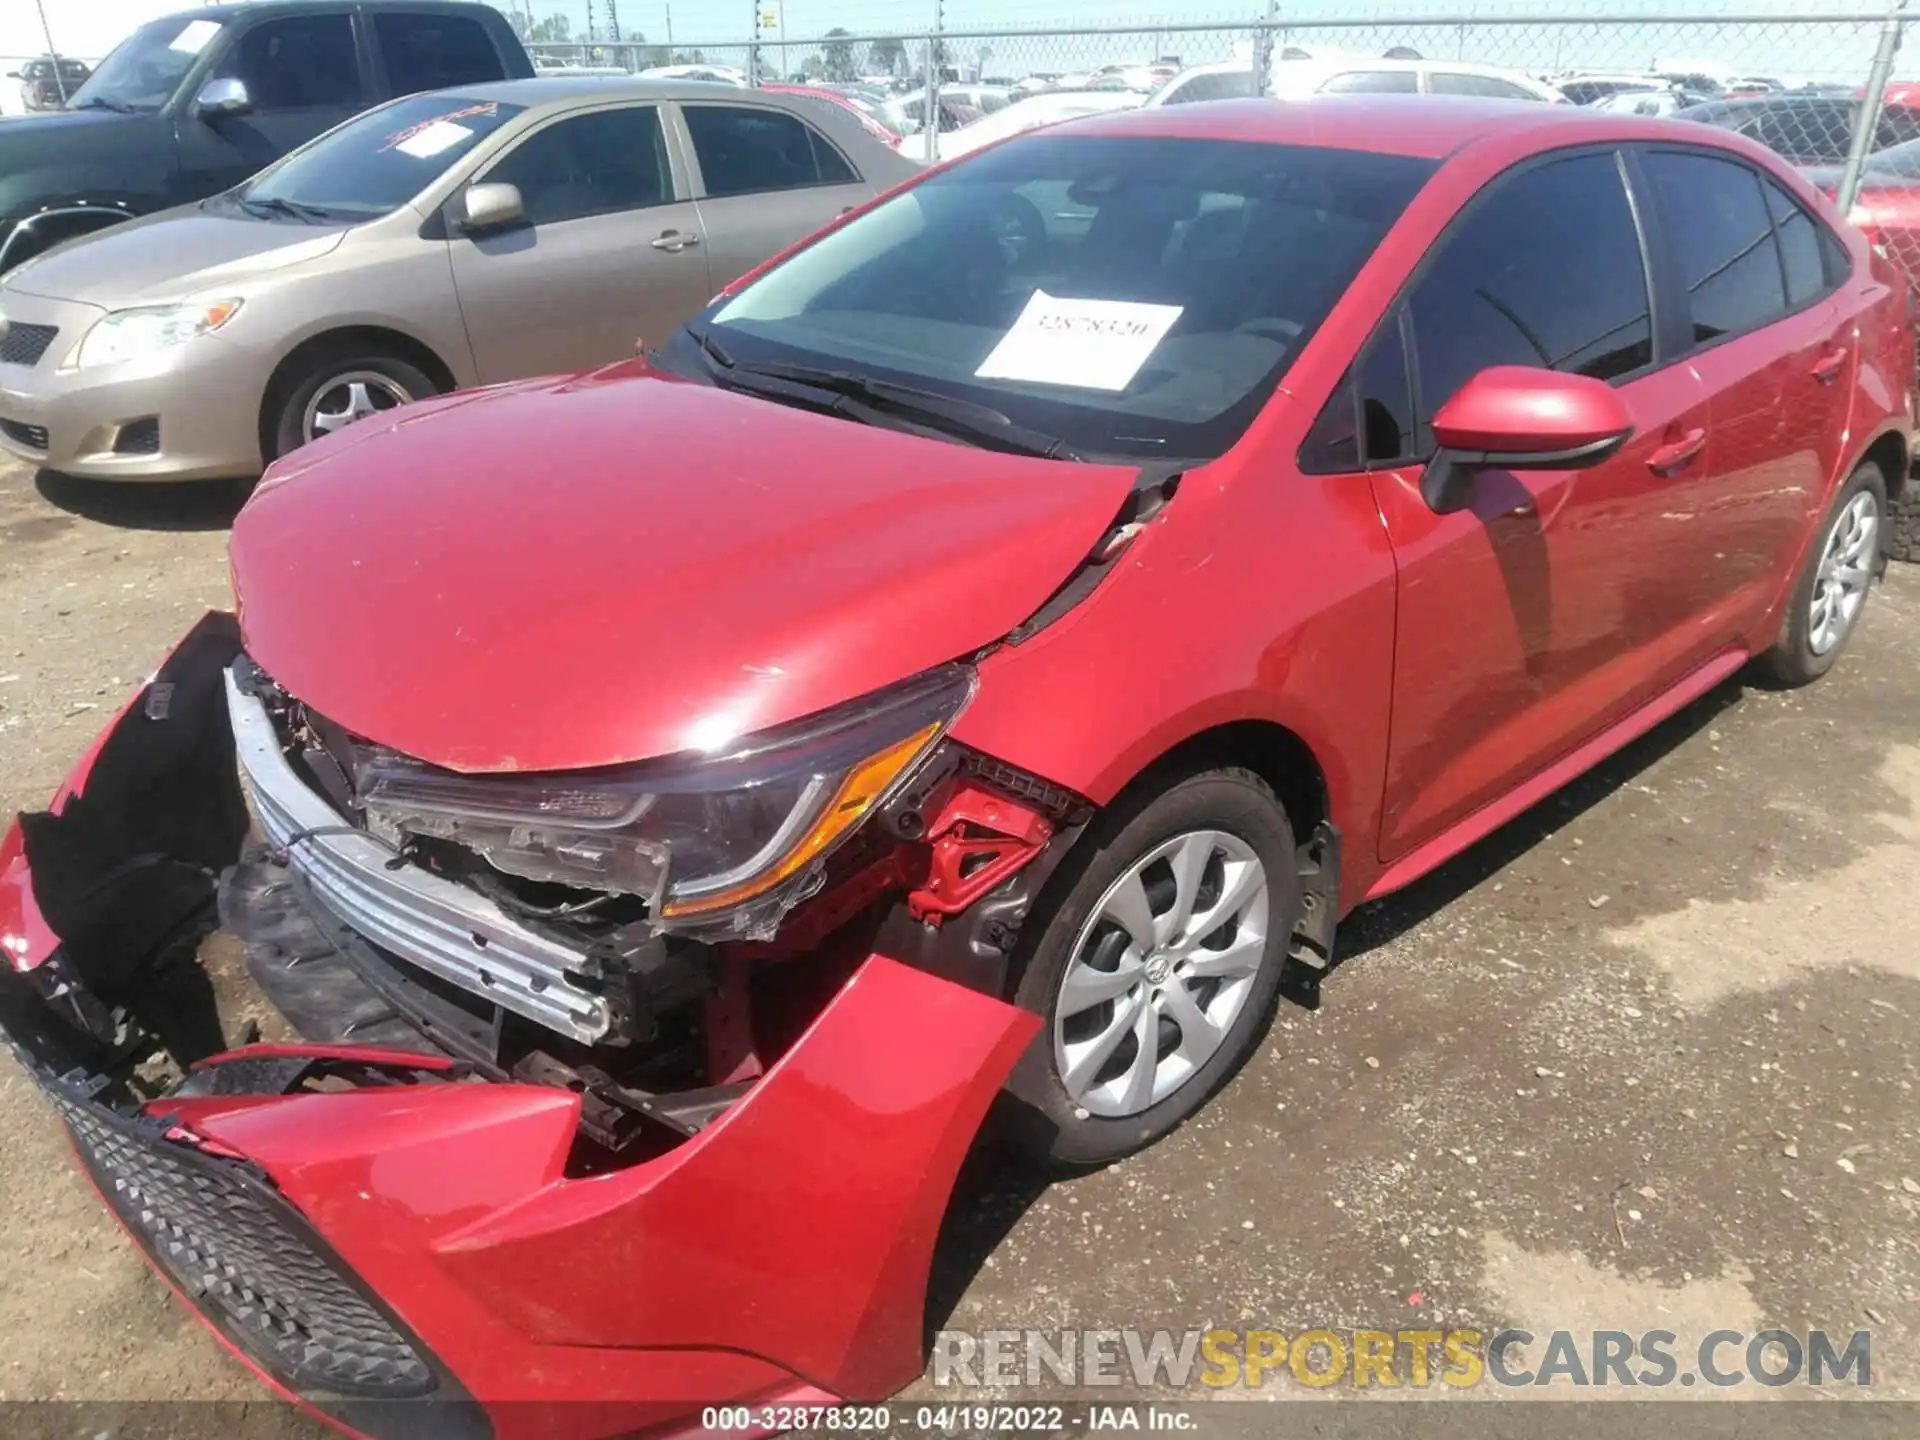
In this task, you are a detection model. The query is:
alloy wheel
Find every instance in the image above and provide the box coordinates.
[1809,490,1879,656]
[1052,830,1269,1118]
[303,371,414,443]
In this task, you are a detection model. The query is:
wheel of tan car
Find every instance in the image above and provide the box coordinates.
[1761,459,1888,686]
[1889,484,1918,565]
[268,347,438,461]
[1000,766,1301,1170]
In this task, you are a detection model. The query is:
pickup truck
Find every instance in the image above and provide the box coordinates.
[0,0,533,272]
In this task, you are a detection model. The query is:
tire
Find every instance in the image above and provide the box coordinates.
[1889,483,1918,565]
[268,348,437,462]
[999,767,1301,1170]
[1760,459,1888,686]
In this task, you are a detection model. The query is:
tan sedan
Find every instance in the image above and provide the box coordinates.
[0,77,918,481]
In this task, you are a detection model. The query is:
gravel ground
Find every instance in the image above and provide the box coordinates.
[1,455,1917,1424]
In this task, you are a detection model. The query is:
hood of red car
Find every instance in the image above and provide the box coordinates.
[230,366,1135,773]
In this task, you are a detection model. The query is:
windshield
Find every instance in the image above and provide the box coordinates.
[702,135,1434,460]
[236,95,525,220]
[1869,136,1920,176]
[69,16,225,112]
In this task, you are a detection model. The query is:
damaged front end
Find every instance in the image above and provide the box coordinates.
[0,612,1069,1438]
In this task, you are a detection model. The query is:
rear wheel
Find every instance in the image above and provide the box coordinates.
[1760,459,1886,685]
[268,348,436,462]
[1000,767,1300,1169]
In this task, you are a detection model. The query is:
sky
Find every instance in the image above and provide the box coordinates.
[4,0,1910,90]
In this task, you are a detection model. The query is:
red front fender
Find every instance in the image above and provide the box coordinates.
[168,957,1037,1426]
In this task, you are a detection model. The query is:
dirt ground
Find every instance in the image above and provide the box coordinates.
[1,453,1917,1424]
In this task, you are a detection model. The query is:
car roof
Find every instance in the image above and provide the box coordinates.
[1047,93,1757,160]
[1278,56,1527,77]
[446,75,786,107]
[154,0,489,18]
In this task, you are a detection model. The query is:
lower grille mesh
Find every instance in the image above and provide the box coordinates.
[53,1090,436,1398]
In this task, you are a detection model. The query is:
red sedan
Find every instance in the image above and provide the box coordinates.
[1,97,1912,1436]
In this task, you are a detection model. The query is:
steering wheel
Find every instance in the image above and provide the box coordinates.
[1233,317,1304,343]
[985,193,1048,270]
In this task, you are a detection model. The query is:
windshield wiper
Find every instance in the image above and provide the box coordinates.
[237,194,337,224]
[71,98,142,114]
[693,337,1080,461]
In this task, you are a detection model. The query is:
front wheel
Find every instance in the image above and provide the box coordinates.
[1000,767,1301,1169]
[1760,460,1887,686]
[269,350,436,462]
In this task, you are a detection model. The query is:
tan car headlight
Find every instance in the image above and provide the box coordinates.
[72,299,243,370]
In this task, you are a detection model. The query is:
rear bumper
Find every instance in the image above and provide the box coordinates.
[0,614,1038,1437]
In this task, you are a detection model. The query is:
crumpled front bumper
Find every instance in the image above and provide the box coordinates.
[0,613,1039,1440]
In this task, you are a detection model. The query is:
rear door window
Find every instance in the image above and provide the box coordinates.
[1875,105,1920,148]
[1318,70,1420,94]
[373,11,505,96]
[1742,103,1854,162]
[1429,72,1538,99]
[1407,151,1653,448]
[1166,70,1258,105]
[684,105,859,197]
[1642,150,1788,343]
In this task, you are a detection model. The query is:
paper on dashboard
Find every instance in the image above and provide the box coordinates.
[975,290,1183,392]
[170,19,222,54]
[395,121,475,159]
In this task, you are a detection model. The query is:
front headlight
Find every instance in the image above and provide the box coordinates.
[72,298,243,369]
[359,665,975,935]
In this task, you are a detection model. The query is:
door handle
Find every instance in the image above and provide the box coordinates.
[1647,427,1707,476]
[651,231,701,252]
[1810,346,1849,384]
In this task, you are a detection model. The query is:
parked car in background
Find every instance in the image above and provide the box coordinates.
[0,1,531,273]
[1590,86,1716,117]
[1553,72,1683,105]
[10,56,93,111]
[883,84,1012,136]
[1271,57,1566,102]
[635,63,749,87]
[1675,94,1920,164]
[762,83,904,145]
[915,88,1143,161]
[1800,137,1920,563]
[1145,62,1259,108]
[1,94,1908,1440]
[0,79,917,481]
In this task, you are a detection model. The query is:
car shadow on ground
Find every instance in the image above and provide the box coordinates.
[1334,675,1750,964]
[924,1139,1055,1346]
[34,469,254,533]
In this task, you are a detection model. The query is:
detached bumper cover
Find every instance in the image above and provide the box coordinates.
[0,613,1040,1438]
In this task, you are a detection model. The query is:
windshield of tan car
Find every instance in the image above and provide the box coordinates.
[237,95,526,219]
[705,134,1435,459]
[68,16,226,111]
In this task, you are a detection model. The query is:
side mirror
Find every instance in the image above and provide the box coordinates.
[195,76,252,119]
[4,72,19,81]
[1421,366,1635,514]
[457,181,526,234]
